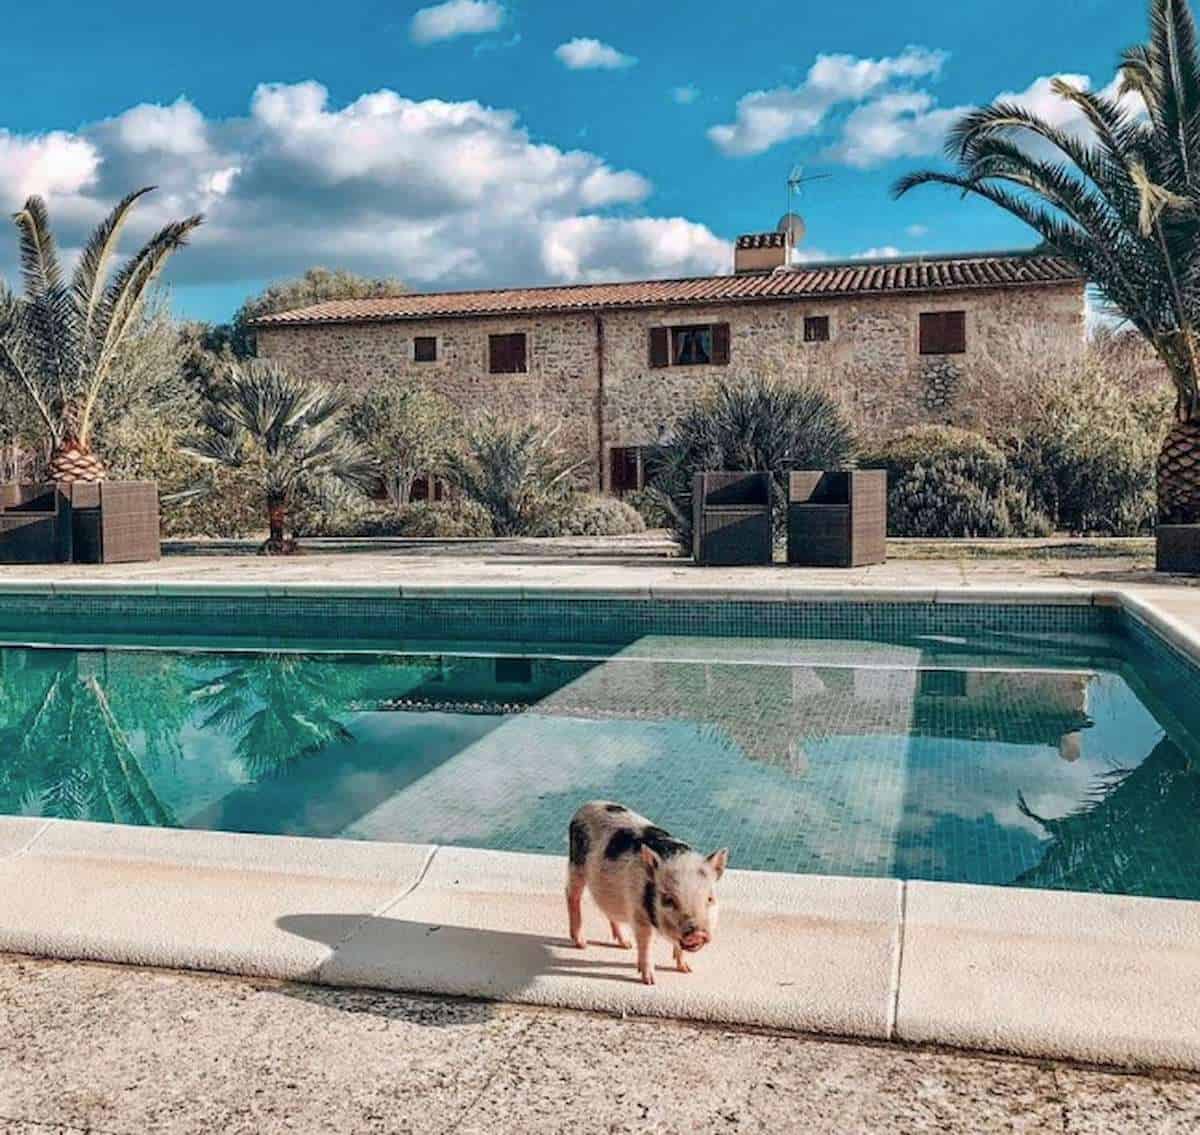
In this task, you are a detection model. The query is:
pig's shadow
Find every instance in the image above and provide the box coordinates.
[276,913,648,1024]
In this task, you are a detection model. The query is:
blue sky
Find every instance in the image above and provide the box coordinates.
[0,0,1148,322]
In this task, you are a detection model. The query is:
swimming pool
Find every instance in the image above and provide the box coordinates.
[0,589,1197,900]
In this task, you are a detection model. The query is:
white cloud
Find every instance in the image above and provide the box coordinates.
[906,223,929,237]
[829,90,967,168]
[709,46,946,157]
[555,37,637,71]
[410,0,504,45]
[672,84,701,105]
[856,246,903,259]
[0,129,99,202]
[0,81,730,295]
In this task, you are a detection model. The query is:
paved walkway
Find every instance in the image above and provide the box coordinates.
[3,954,1199,1135]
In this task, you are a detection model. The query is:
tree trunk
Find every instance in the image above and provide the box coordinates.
[1157,419,1200,525]
[262,495,297,555]
[47,438,106,483]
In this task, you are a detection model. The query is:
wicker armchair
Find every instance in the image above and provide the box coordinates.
[1157,525,1200,575]
[787,471,886,568]
[68,481,161,564]
[0,485,72,564]
[692,472,773,566]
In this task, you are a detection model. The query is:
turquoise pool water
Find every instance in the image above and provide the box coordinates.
[1,614,1197,900]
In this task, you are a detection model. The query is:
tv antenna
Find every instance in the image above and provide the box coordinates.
[778,164,830,263]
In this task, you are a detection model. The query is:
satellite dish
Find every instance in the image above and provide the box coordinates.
[776,212,806,248]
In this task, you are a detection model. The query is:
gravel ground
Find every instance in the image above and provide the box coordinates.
[2,955,1199,1134]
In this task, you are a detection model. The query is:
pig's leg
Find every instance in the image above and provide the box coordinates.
[673,943,693,974]
[635,921,656,986]
[609,920,632,949]
[566,868,586,949]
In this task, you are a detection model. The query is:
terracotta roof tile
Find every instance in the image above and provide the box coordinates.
[254,250,1084,328]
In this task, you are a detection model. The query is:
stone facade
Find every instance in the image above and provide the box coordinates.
[257,281,1085,492]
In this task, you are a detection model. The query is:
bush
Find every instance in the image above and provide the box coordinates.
[647,376,856,547]
[863,426,1051,538]
[293,500,490,538]
[533,494,647,537]
[443,416,586,536]
[1004,370,1168,536]
[623,488,672,530]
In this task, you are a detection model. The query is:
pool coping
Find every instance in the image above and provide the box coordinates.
[1,580,1199,1073]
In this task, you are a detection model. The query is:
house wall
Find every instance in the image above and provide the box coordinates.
[256,281,1085,491]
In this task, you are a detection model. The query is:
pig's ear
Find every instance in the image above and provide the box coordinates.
[639,844,661,875]
[706,848,729,879]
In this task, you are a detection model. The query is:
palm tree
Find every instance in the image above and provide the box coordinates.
[183,360,375,554]
[893,0,1200,524]
[0,188,202,482]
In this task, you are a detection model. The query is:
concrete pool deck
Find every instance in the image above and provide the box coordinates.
[1,556,1200,1075]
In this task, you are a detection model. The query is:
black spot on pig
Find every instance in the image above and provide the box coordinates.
[604,828,639,860]
[642,880,658,928]
[603,803,628,814]
[641,826,690,860]
[568,819,590,867]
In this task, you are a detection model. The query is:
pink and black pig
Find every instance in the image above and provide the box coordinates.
[566,801,729,986]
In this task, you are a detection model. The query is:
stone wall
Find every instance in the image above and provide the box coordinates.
[257,281,1085,491]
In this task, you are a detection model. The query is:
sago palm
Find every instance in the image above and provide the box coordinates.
[0,187,201,482]
[894,0,1200,524]
[183,360,375,554]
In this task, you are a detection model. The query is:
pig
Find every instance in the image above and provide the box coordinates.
[566,801,729,986]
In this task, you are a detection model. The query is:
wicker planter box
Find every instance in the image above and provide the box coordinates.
[787,471,886,568]
[0,481,160,565]
[1157,525,1200,575]
[692,472,773,566]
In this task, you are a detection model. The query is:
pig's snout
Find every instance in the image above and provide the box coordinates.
[680,928,710,952]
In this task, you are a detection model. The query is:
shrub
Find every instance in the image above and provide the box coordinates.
[622,488,672,530]
[534,494,647,537]
[1004,369,1169,536]
[863,426,1051,538]
[647,376,855,547]
[442,416,586,536]
[294,500,490,538]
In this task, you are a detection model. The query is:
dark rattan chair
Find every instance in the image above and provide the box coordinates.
[0,484,72,564]
[787,471,886,568]
[1157,525,1200,575]
[692,472,773,566]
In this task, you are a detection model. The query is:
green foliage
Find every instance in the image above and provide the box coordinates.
[863,426,1052,538]
[0,188,201,467]
[647,375,855,546]
[533,493,647,537]
[623,487,672,530]
[229,267,408,357]
[442,416,587,536]
[1005,367,1170,535]
[183,360,375,552]
[294,499,491,538]
[894,0,1200,423]
[348,383,460,503]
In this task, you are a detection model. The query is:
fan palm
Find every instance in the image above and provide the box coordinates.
[893,0,1200,524]
[0,188,202,482]
[183,360,375,554]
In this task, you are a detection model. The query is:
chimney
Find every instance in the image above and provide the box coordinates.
[734,231,789,274]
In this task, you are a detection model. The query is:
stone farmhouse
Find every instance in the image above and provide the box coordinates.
[255,235,1086,494]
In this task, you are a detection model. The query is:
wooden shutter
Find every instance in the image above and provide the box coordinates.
[610,447,641,494]
[711,322,731,365]
[943,311,966,354]
[489,333,527,373]
[649,327,670,368]
[920,312,966,355]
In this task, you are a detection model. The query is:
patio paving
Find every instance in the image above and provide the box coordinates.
[2,954,1199,1135]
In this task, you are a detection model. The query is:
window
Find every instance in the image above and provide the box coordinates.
[610,447,642,495]
[489,332,527,374]
[919,311,967,355]
[648,323,730,368]
[413,335,437,363]
[804,315,830,343]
